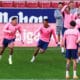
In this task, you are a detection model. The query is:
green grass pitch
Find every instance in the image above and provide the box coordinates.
[0,47,80,80]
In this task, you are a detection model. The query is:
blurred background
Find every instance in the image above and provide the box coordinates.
[0,0,80,8]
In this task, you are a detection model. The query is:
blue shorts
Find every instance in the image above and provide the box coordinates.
[62,27,67,36]
[37,39,49,50]
[65,49,78,59]
[3,38,15,47]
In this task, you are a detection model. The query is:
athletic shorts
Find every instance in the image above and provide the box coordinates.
[65,49,78,59]
[37,39,49,50]
[3,38,15,47]
[56,26,63,35]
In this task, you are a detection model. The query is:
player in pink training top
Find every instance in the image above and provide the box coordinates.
[0,17,23,65]
[62,21,80,79]
[61,4,76,35]
[31,19,58,63]
[61,4,77,54]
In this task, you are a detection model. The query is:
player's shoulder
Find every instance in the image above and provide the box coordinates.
[48,25,53,29]
[71,28,80,34]
[17,24,21,26]
[64,29,71,35]
[74,28,79,32]
[65,29,69,33]
[6,22,11,25]
[16,24,22,28]
[5,23,11,27]
[39,26,43,30]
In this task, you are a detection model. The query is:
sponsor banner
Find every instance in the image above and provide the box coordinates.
[0,23,57,47]
[0,8,56,23]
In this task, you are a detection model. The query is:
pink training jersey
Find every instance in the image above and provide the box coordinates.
[34,26,57,43]
[3,23,23,40]
[63,28,80,49]
[61,5,76,29]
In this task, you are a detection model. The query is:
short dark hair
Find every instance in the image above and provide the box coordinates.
[58,2,63,5]
[70,20,76,27]
[44,19,48,22]
[12,17,17,21]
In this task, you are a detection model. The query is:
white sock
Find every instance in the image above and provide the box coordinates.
[66,71,69,77]
[0,55,2,59]
[8,55,13,64]
[73,70,77,76]
[61,47,65,53]
[33,56,35,58]
[31,56,36,62]
[9,55,12,59]
[31,56,36,60]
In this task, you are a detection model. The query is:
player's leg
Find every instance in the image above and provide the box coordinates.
[72,49,78,79]
[56,26,61,46]
[31,47,40,62]
[61,27,66,54]
[78,48,80,61]
[31,40,48,62]
[31,40,42,62]
[66,59,71,79]
[0,47,6,60]
[77,47,80,63]
[65,49,71,79]
[0,39,8,59]
[8,42,14,64]
[33,47,40,57]
[31,48,46,63]
[39,48,45,54]
[73,59,78,79]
